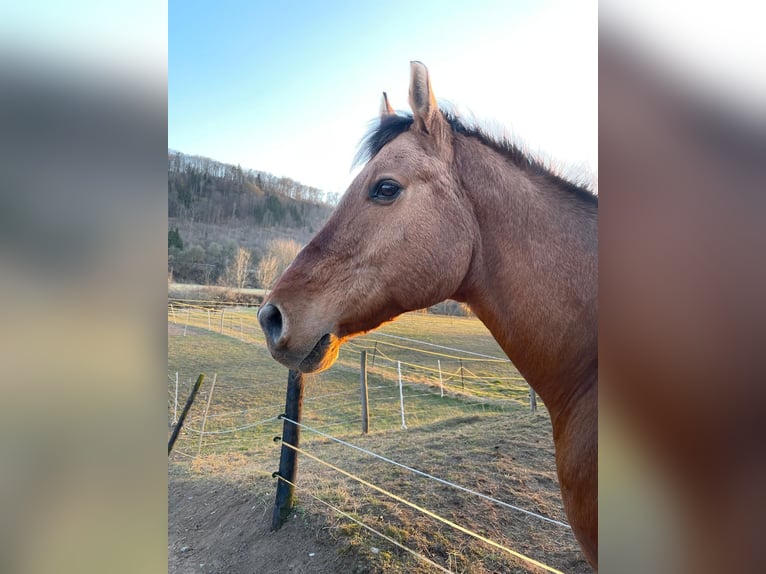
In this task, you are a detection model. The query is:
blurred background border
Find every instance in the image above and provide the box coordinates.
[1,2,764,573]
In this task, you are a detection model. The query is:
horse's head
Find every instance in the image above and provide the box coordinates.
[258,62,475,372]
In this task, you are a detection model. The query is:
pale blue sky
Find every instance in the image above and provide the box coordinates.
[169,0,597,196]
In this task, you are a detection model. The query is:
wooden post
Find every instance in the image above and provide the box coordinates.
[197,373,217,456]
[272,370,305,531]
[459,358,464,390]
[220,308,225,333]
[437,360,444,398]
[530,385,538,413]
[370,342,378,368]
[207,309,211,330]
[183,307,190,336]
[168,373,204,455]
[397,361,407,430]
[360,351,369,434]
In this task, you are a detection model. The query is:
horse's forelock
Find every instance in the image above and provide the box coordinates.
[353,113,414,169]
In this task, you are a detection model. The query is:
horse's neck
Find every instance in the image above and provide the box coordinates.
[454,140,598,423]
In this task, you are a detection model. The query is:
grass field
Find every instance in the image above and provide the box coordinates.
[168,305,588,573]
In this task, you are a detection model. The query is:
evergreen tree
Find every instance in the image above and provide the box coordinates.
[168,227,184,250]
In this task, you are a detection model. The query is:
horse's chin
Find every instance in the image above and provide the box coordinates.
[297,333,340,374]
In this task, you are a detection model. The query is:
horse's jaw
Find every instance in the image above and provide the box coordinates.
[263,331,341,374]
[296,332,341,373]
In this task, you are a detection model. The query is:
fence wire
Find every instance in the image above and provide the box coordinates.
[277,440,564,574]
[168,307,574,571]
[275,475,455,574]
[280,417,570,529]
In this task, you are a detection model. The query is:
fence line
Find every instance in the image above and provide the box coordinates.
[169,373,523,445]
[373,353,525,383]
[360,344,522,383]
[169,306,516,372]
[282,417,570,529]
[301,418,363,432]
[203,386,385,421]
[373,332,510,362]
[169,297,261,308]
[275,475,454,574]
[169,309,570,571]
[367,359,531,407]
[276,440,564,574]
[169,307,532,406]
[172,449,195,459]
[183,416,280,435]
[350,337,508,364]
[172,385,518,445]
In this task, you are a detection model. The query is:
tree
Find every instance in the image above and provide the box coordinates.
[255,254,279,293]
[255,239,302,291]
[168,227,184,250]
[227,247,252,289]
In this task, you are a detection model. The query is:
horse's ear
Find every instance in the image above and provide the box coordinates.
[380,92,395,117]
[409,61,439,134]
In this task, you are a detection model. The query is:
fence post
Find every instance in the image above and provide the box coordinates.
[437,359,444,398]
[370,342,378,368]
[173,372,179,424]
[397,361,407,430]
[207,309,211,330]
[272,369,305,531]
[168,373,205,455]
[183,307,190,336]
[459,358,464,390]
[360,351,369,434]
[220,308,225,333]
[197,373,217,456]
[530,385,538,413]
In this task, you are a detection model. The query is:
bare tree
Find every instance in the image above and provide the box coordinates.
[255,254,279,292]
[256,239,302,291]
[227,246,251,289]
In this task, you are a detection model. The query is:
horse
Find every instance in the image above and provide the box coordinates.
[258,61,598,569]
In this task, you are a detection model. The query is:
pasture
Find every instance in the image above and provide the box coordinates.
[168,304,589,573]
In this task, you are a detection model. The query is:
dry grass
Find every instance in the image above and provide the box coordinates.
[289,412,587,573]
[168,308,588,573]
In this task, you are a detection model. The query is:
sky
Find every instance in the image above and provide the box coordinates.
[169,0,597,197]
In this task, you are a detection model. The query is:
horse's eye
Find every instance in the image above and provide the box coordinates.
[370,179,402,203]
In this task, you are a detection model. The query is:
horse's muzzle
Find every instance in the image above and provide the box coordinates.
[258,303,340,373]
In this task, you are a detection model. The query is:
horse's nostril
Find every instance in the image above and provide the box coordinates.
[258,303,284,346]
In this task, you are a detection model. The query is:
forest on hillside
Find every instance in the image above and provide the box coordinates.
[168,151,335,288]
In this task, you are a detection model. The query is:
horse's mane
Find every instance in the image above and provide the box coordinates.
[355,109,597,207]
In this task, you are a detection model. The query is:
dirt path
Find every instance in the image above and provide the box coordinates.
[169,478,360,574]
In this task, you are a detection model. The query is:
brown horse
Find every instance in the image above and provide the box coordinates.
[258,62,598,569]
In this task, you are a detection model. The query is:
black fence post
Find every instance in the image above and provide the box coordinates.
[168,373,205,455]
[271,369,305,531]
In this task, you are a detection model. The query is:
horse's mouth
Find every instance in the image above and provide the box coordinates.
[297,333,340,373]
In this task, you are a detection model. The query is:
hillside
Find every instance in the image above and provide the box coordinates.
[168,150,335,286]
